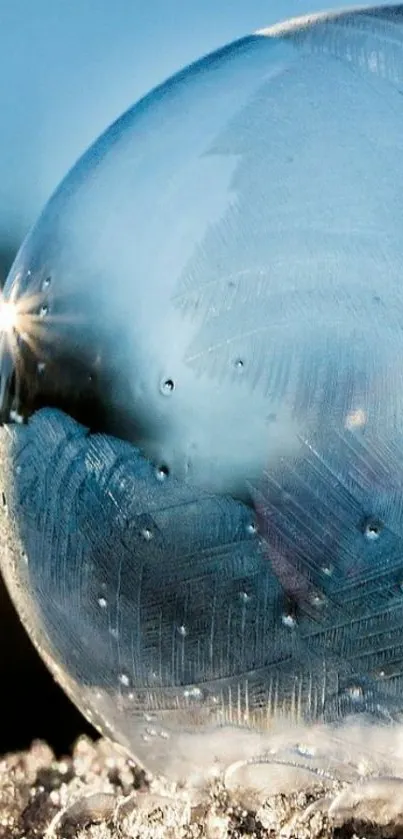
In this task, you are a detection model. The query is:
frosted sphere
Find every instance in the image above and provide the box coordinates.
[1,5,403,787]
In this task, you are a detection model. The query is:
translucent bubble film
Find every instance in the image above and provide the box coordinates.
[1,4,403,787]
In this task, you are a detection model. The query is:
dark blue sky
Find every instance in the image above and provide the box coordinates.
[0,0,397,266]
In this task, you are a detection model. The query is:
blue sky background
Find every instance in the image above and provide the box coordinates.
[0,0,399,267]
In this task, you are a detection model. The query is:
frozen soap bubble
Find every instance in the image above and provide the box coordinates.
[2,4,403,790]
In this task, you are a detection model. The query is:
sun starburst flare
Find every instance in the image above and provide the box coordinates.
[0,300,18,334]
[0,279,86,373]
[0,280,85,422]
[0,286,47,364]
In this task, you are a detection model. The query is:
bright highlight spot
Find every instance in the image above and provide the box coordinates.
[0,301,18,334]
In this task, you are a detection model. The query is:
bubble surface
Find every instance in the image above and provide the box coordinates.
[1,4,403,786]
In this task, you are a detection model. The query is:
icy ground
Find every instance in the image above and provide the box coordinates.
[3,722,403,838]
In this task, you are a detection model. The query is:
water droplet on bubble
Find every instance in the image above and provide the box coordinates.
[282,613,297,629]
[2,4,403,792]
[246,522,258,536]
[160,378,175,395]
[156,465,169,481]
[311,592,326,608]
[363,517,384,541]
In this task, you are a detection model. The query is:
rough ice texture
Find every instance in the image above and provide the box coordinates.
[3,727,403,838]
